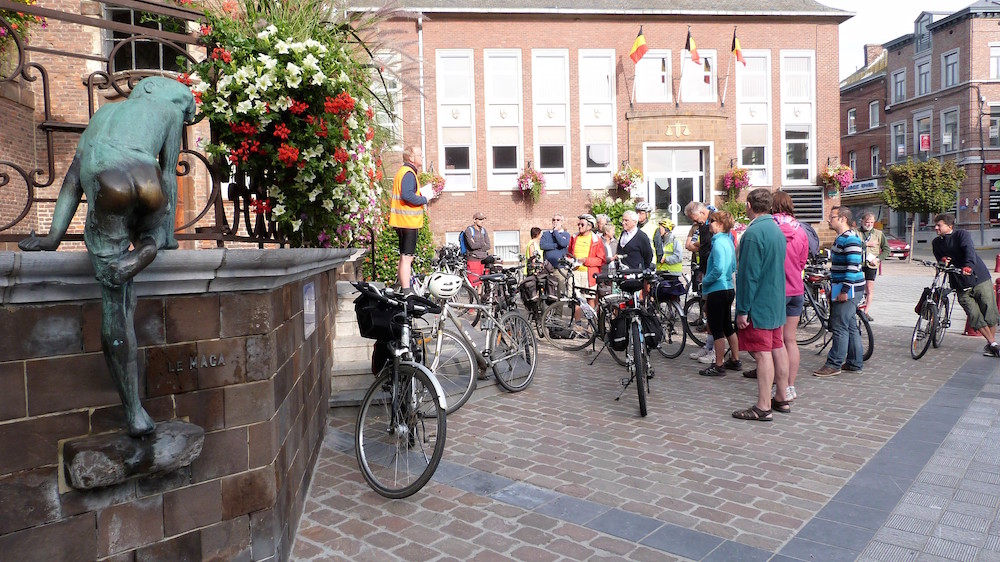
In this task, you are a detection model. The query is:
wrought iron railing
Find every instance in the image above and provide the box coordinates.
[0,0,285,247]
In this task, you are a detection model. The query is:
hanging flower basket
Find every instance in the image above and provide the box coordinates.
[418,171,446,201]
[516,163,545,203]
[721,167,750,198]
[613,164,643,194]
[820,164,854,197]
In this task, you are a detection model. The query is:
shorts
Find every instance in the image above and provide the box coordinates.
[705,289,736,339]
[395,227,418,256]
[573,269,593,299]
[785,294,804,317]
[738,321,784,353]
[467,259,485,288]
[863,266,877,281]
[957,279,1000,331]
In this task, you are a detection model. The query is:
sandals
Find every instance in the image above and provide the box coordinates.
[771,398,792,414]
[732,405,773,421]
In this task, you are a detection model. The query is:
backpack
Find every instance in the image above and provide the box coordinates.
[458,231,468,255]
[801,222,820,258]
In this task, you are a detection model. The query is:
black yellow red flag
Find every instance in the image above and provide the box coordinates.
[630,26,648,64]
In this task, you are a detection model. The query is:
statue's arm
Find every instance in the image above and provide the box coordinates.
[156,113,184,248]
[19,155,83,251]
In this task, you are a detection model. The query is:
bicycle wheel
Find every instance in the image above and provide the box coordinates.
[631,321,648,417]
[654,300,686,359]
[424,330,476,415]
[797,290,826,345]
[683,298,706,348]
[857,311,874,362]
[910,302,936,360]
[932,298,950,348]
[601,305,627,366]
[356,363,446,499]
[450,285,482,327]
[542,300,597,351]
[492,311,537,392]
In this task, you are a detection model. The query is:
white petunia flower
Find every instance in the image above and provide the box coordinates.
[274,96,293,111]
[310,73,325,86]
[212,99,229,113]
[301,54,320,71]
[291,219,302,232]
[275,40,290,55]
[256,73,274,91]
[290,42,306,54]
[258,54,277,70]
[286,74,301,88]
[346,114,358,129]
[236,100,253,114]
[257,24,277,39]
[285,62,302,76]
[322,199,334,211]
[273,204,286,216]
[217,75,234,91]
[308,188,321,202]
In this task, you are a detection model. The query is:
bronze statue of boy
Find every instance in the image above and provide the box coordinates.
[20,76,196,436]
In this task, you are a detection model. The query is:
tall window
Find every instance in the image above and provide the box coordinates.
[892,122,907,161]
[105,8,185,72]
[869,101,880,128]
[915,14,932,53]
[635,50,672,103]
[870,146,880,176]
[680,50,717,102]
[847,108,857,134]
[915,112,932,159]
[781,52,815,184]
[892,70,906,104]
[916,58,931,96]
[992,45,1000,79]
[370,51,402,148]
[736,52,771,185]
[942,108,959,152]
[848,151,857,175]
[436,50,475,190]
[991,108,1000,147]
[532,49,571,190]
[484,49,523,189]
[942,51,959,88]
[578,50,616,189]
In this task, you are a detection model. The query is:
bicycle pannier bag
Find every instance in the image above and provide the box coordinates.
[519,276,539,306]
[639,310,664,350]
[608,314,629,351]
[914,287,932,315]
[655,278,686,302]
[355,294,401,341]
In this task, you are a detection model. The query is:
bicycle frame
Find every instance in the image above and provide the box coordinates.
[429,300,523,374]
[392,303,449,411]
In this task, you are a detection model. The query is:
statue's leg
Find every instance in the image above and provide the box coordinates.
[100,281,155,437]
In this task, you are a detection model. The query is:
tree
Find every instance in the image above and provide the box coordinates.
[880,158,966,262]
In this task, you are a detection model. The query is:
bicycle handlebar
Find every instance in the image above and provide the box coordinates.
[917,259,965,274]
[351,281,443,315]
[594,268,656,283]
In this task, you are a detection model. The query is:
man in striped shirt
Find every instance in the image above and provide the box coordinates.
[814,206,867,377]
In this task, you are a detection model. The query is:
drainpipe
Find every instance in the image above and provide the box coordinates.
[418,15,426,162]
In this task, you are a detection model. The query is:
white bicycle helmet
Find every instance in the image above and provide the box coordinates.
[427,272,463,299]
[635,201,652,213]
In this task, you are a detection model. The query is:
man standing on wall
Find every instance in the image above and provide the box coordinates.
[389,146,432,291]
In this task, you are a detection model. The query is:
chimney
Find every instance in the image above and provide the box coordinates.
[864,44,884,67]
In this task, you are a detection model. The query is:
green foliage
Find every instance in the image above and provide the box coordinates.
[588,193,637,230]
[881,158,966,215]
[361,184,435,283]
[718,197,748,225]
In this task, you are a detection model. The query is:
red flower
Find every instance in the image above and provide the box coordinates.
[229,121,256,136]
[289,100,309,115]
[211,47,232,64]
[304,115,315,125]
[365,127,374,141]
[176,73,192,86]
[273,123,291,140]
[277,143,299,167]
[193,91,203,105]
[323,92,356,115]
[200,24,212,36]
[335,169,347,183]
[342,127,350,140]
[250,198,272,213]
[334,148,349,163]
[376,169,383,181]
[366,107,374,120]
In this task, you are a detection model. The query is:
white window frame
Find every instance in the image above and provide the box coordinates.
[736,50,772,186]
[848,150,857,175]
[870,146,879,176]
[779,50,816,185]
[371,51,403,149]
[915,56,931,97]
[847,108,857,134]
[634,49,672,104]
[436,49,476,191]
[991,44,1000,80]
[990,106,1000,147]
[941,107,959,153]
[492,230,520,262]
[869,101,880,128]
[578,49,616,190]
[445,231,462,247]
[483,49,524,191]
[532,49,571,191]
[891,121,907,162]
[680,49,718,103]
[892,69,906,104]
[913,109,933,156]
[915,14,932,54]
[941,49,959,89]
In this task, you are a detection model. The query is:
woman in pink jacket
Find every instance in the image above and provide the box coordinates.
[769,191,809,407]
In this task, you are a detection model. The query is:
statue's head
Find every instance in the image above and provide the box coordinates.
[131,76,197,124]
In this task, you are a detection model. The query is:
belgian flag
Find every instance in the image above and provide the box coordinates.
[685,29,700,65]
[732,29,746,66]
[629,26,648,64]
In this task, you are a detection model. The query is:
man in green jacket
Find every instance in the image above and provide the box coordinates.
[733,188,787,422]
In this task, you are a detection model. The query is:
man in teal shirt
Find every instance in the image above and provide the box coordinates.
[733,188,787,421]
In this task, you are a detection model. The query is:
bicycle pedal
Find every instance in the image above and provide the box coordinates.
[620,378,630,387]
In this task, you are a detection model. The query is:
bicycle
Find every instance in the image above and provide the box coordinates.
[596,267,660,417]
[540,257,602,351]
[424,272,538,397]
[796,261,874,361]
[351,281,447,499]
[647,272,688,359]
[911,259,961,360]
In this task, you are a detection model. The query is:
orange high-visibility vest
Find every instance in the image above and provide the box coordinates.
[389,165,424,229]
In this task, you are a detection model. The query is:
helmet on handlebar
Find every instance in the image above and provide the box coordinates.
[427,272,463,298]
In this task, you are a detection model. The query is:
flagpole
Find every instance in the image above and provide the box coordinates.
[677,27,689,109]
[721,48,732,108]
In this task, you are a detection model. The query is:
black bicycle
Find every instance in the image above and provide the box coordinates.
[911,260,961,360]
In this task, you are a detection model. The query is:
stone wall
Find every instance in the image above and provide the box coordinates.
[0,248,359,561]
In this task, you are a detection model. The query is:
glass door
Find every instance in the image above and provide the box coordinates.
[644,147,707,227]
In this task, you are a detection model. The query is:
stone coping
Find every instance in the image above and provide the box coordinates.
[0,247,365,304]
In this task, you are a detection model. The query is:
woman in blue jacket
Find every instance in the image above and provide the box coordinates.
[698,211,741,377]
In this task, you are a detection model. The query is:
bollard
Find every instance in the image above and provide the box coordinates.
[995,253,1000,273]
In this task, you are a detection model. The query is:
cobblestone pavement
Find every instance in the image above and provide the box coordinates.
[292,263,1000,561]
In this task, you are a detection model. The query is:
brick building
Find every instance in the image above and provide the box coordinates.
[839,1,1000,246]
[357,0,850,254]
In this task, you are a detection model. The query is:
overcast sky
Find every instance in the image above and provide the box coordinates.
[817,0,978,80]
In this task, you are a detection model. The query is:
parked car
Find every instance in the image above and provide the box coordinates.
[886,233,911,260]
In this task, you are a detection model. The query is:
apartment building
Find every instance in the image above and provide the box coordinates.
[840,1,1000,244]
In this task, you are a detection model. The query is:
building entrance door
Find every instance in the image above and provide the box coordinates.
[643,147,707,229]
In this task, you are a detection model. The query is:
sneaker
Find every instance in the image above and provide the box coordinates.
[723,359,743,371]
[743,368,758,379]
[984,343,1000,357]
[699,364,726,377]
[813,365,842,377]
[787,385,797,400]
[698,352,717,364]
[689,348,712,361]
[842,365,863,374]
[864,312,874,322]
